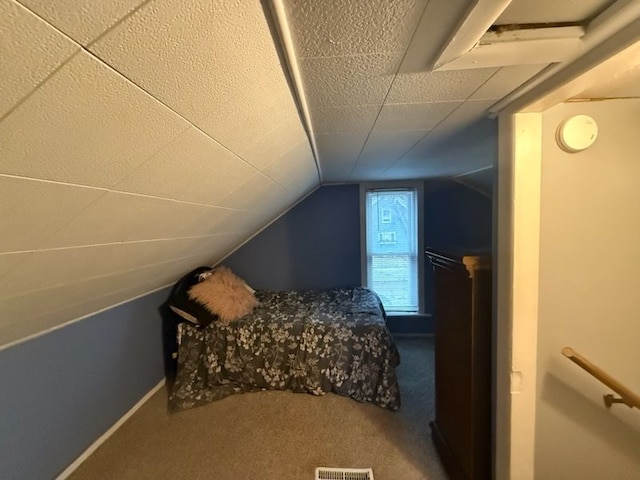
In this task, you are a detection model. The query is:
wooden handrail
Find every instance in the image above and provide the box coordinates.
[561,347,640,409]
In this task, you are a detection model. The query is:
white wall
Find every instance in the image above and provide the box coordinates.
[534,99,640,479]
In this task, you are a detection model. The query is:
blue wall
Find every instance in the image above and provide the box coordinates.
[424,179,492,252]
[225,181,492,334]
[0,288,169,479]
[225,184,361,290]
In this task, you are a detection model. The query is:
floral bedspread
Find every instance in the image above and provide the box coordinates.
[169,287,401,411]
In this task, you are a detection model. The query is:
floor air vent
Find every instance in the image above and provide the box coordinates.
[315,467,374,480]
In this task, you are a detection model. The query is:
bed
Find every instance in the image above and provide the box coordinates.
[166,267,401,412]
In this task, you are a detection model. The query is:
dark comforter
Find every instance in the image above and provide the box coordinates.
[169,287,401,411]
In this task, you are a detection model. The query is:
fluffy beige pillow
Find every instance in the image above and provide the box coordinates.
[187,266,258,324]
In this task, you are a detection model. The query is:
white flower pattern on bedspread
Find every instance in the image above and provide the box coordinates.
[169,287,401,411]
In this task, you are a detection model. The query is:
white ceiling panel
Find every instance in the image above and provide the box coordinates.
[0,251,217,343]
[2,243,153,298]
[195,65,301,155]
[315,132,370,182]
[176,208,236,238]
[387,68,498,104]
[353,128,429,180]
[0,0,78,118]
[426,99,497,138]
[113,127,256,206]
[0,176,104,253]
[575,63,640,99]
[218,173,286,211]
[396,0,473,74]
[470,64,548,100]
[1,236,229,299]
[90,0,282,124]
[0,51,189,188]
[240,115,309,171]
[387,117,497,179]
[496,0,616,25]
[17,0,148,45]
[42,191,213,249]
[301,53,401,108]
[262,141,317,189]
[310,105,380,134]
[3,0,631,345]
[0,252,27,280]
[374,101,461,131]
[285,0,428,57]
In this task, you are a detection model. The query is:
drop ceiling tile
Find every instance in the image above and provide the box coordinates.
[427,99,497,139]
[282,177,317,206]
[114,127,255,206]
[232,207,285,234]
[176,207,236,237]
[311,105,380,134]
[574,63,640,99]
[0,252,27,280]
[44,191,211,248]
[196,232,248,261]
[286,0,428,57]
[496,0,615,24]
[397,0,472,74]
[0,262,187,343]
[143,236,229,264]
[0,0,78,118]
[90,0,281,123]
[196,66,300,155]
[348,165,388,181]
[17,0,148,45]
[1,243,147,298]
[386,68,497,104]
[0,51,189,188]
[354,128,429,180]
[315,132,370,182]
[218,173,286,211]
[375,101,460,130]
[239,115,308,171]
[0,176,104,252]
[1,238,219,298]
[390,116,498,180]
[262,141,318,189]
[301,53,400,107]
[470,64,548,100]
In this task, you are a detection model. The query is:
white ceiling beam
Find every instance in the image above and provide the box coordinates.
[437,27,585,70]
[266,0,323,183]
[433,0,514,70]
[490,0,640,114]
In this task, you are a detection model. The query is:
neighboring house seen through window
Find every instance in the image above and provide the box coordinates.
[361,184,424,314]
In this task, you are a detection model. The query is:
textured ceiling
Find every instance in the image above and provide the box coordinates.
[0,0,316,345]
[1,0,636,346]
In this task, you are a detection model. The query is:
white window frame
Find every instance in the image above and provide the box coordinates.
[360,181,425,315]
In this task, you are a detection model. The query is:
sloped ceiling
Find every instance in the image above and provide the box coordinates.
[1,0,635,346]
[0,0,316,345]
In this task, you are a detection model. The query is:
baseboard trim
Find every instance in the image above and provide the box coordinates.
[56,378,166,479]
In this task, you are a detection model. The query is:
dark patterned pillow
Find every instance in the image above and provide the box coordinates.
[167,266,218,326]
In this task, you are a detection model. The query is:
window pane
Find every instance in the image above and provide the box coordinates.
[365,189,418,312]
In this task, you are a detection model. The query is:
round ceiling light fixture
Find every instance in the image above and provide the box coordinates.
[556,114,598,153]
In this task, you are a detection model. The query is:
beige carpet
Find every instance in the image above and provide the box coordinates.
[69,337,446,480]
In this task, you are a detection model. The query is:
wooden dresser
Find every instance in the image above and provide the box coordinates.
[425,248,492,480]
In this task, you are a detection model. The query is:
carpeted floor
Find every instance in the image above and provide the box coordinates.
[69,336,446,480]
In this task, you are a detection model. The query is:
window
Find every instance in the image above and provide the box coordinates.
[361,184,424,314]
